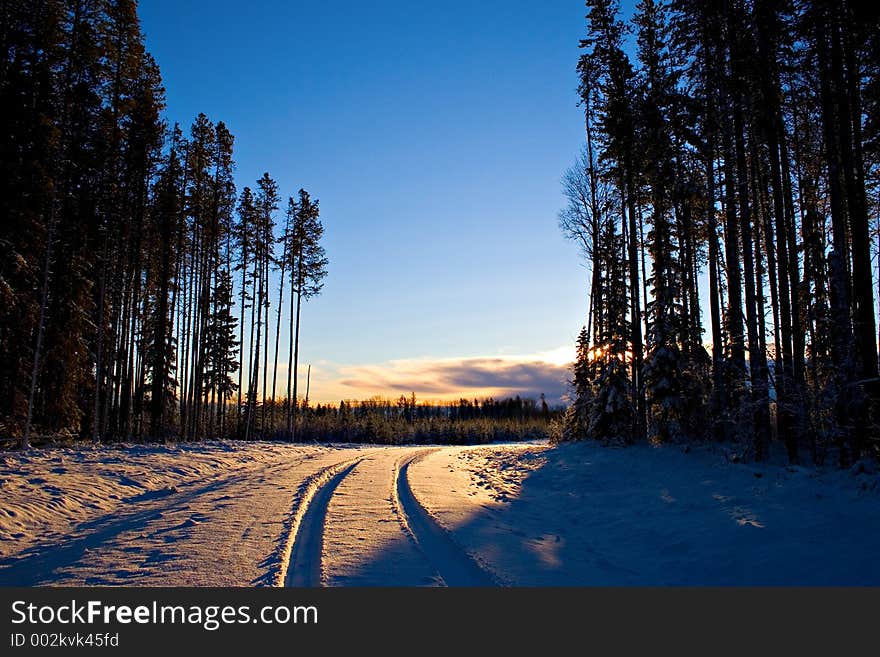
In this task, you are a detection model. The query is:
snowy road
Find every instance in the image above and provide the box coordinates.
[0,445,379,585]
[395,451,498,586]
[0,443,510,587]
[2,440,880,586]
[282,447,496,586]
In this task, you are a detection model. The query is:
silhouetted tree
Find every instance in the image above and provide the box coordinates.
[284,189,328,440]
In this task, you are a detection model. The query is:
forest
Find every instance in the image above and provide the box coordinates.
[0,1,560,449]
[3,0,879,465]
[0,1,329,447]
[559,0,879,466]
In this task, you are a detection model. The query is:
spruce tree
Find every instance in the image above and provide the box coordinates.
[285,189,328,440]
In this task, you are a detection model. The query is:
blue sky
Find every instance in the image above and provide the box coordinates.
[138,1,623,402]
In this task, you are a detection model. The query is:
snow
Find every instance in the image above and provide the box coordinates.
[2,439,879,586]
[407,441,880,585]
[0,442,372,585]
[321,448,442,586]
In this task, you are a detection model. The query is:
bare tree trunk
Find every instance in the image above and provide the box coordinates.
[706,152,727,439]
[247,251,264,441]
[260,237,270,437]
[291,276,304,442]
[753,146,782,435]
[179,236,194,439]
[721,130,746,386]
[305,364,311,408]
[94,238,108,442]
[236,247,248,434]
[625,168,645,443]
[636,198,649,341]
[270,230,289,436]
[733,109,771,460]
[24,200,57,449]
[192,226,211,441]
[245,267,257,438]
[584,106,603,345]
[286,278,295,440]
[817,9,856,465]
[839,8,878,450]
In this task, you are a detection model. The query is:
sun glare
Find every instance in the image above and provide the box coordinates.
[537,345,577,367]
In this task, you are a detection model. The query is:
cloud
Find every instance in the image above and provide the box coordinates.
[311,349,574,403]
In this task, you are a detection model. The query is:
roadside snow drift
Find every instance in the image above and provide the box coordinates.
[407,442,880,585]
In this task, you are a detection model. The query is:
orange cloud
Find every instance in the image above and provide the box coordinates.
[304,348,574,404]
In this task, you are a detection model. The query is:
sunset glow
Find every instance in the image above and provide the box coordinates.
[302,346,575,404]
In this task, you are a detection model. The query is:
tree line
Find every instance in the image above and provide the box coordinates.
[560,0,879,465]
[293,394,558,445]
[0,0,327,448]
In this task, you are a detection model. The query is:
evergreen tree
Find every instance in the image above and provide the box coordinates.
[144,132,184,439]
[285,189,328,440]
[0,1,331,447]
[562,0,878,462]
[562,326,594,440]
[634,0,688,443]
[580,0,647,442]
[204,269,238,437]
[243,173,278,440]
[233,186,256,432]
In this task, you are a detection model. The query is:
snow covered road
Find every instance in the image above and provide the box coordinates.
[395,451,499,586]
[0,443,507,587]
[281,447,497,586]
[317,448,440,586]
[2,440,879,586]
[0,444,375,585]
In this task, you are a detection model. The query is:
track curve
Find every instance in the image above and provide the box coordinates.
[283,458,363,587]
[394,452,499,587]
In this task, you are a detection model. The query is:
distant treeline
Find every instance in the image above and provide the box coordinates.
[0,394,560,448]
[262,395,559,445]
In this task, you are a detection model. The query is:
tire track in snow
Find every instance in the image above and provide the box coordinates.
[321,449,442,586]
[394,451,500,587]
[281,457,364,587]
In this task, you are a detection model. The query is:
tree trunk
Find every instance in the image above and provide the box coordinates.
[817,8,856,465]
[725,1,771,459]
[838,3,878,452]
[260,231,270,437]
[292,272,304,442]
[94,238,107,442]
[24,199,57,449]
[286,278,295,440]
[625,167,645,443]
[237,245,248,434]
[706,151,727,439]
[270,222,290,436]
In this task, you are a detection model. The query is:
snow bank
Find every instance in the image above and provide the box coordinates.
[0,442,263,556]
[408,441,880,585]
